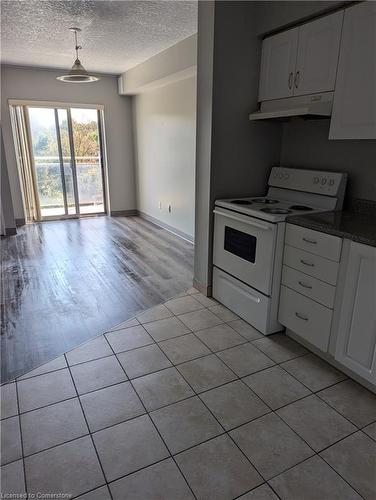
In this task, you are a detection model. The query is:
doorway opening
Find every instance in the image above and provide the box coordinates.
[10,102,108,222]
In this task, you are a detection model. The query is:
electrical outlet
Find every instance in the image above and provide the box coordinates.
[168,204,172,213]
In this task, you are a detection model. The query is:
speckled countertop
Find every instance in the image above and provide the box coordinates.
[287,210,376,247]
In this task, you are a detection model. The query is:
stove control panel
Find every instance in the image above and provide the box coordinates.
[268,167,347,196]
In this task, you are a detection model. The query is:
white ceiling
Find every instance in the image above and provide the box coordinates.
[1,0,198,75]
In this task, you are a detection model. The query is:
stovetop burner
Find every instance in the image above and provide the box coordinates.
[289,205,314,211]
[231,200,253,205]
[260,207,292,214]
[252,198,279,204]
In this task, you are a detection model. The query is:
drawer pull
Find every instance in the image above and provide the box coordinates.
[298,281,312,289]
[300,259,315,267]
[295,312,308,321]
[302,237,317,244]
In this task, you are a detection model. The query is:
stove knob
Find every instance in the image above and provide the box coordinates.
[314,177,319,184]
[321,178,327,185]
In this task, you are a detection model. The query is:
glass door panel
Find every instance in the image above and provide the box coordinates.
[71,108,105,215]
[26,105,106,221]
[57,109,77,215]
[28,108,66,218]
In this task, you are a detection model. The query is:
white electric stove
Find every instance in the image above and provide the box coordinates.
[212,166,347,335]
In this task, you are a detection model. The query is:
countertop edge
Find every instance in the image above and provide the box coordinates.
[286,215,376,248]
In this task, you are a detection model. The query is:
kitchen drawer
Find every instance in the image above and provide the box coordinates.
[213,266,281,335]
[282,265,336,308]
[283,244,339,285]
[286,224,342,262]
[278,285,333,352]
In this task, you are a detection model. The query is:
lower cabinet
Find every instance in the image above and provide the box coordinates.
[335,242,376,384]
[279,285,333,352]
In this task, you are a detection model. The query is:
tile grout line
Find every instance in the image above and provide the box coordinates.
[5,374,375,473]
[8,335,360,432]
[14,379,28,497]
[163,336,272,494]
[264,414,367,499]
[7,295,307,385]
[166,306,369,496]
[316,451,367,500]
[314,389,370,431]
[4,295,374,498]
[102,328,199,500]
[9,336,358,425]
[2,286,192,384]
[63,352,114,500]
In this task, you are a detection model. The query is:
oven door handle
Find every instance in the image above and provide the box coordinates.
[213,209,272,231]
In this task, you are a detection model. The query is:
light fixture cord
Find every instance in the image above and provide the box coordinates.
[74,30,81,61]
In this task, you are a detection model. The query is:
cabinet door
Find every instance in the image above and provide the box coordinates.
[259,27,298,101]
[294,11,343,96]
[330,3,376,139]
[335,242,376,384]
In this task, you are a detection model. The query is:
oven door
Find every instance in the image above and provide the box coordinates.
[213,207,277,296]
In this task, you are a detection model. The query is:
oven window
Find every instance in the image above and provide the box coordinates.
[224,226,256,263]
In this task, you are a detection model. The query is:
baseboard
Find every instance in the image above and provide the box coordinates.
[193,278,212,297]
[110,209,138,217]
[138,211,194,244]
[15,218,25,226]
[2,227,17,236]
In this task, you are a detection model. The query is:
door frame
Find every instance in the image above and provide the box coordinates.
[9,99,110,222]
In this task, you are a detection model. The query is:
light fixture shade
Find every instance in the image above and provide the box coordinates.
[57,59,99,83]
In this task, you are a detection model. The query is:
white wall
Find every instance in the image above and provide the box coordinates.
[133,76,196,240]
[1,65,135,219]
[119,34,197,95]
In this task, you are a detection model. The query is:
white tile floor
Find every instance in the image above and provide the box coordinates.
[1,289,376,499]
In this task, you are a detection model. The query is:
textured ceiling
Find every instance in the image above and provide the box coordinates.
[1,0,197,74]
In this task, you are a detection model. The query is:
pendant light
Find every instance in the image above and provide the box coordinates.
[57,28,99,83]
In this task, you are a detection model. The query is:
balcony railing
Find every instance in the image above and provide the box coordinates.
[34,156,103,209]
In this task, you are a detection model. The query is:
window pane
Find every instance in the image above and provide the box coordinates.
[28,108,65,217]
[71,108,105,214]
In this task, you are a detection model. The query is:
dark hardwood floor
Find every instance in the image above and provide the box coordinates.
[1,216,194,382]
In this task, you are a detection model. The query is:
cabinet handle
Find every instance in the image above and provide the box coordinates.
[288,72,293,89]
[300,259,315,267]
[298,281,312,289]
[302,237,317,244]
[295,70,300,88]
[295,312,308,321]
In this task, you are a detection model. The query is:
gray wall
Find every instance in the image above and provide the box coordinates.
[194,0,216,292]
[281,120,376,204]
[256,0,376,204]
[194,1,282,293]
[194,0,375,294]
[133,76,196,239]
[254,1,344,34]
[1,65,136,219]
[1,127,16,233]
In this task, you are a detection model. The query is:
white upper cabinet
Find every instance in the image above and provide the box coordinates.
[258,27,299,101]
[329,2,376,139]
[335,242,376,384]
[294,11,343,96]
[259,11,343,101]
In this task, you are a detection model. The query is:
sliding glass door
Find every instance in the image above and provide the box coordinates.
[26,105,106,220]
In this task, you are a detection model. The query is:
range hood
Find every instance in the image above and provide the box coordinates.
[249,92,333,121]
